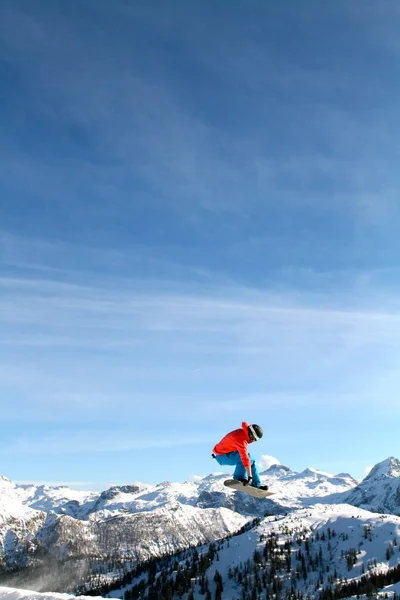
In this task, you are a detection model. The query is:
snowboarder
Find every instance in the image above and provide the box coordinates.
[212,422,269,490]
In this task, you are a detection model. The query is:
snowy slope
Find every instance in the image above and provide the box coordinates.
[208,504,400,599]
[379,581,400,599]
[209,503,400,599]
[0,586,105,600]
[129,503,400,600]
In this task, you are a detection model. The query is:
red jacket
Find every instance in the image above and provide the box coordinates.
[212,422,252,468]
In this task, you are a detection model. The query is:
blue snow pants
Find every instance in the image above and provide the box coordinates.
[213,451,261,487]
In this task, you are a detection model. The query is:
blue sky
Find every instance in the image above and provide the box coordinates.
[1,0,400,489]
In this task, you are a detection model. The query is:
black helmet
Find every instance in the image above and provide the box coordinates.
[249,424,263,441]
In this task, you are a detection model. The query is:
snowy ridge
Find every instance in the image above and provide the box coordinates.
[264,466,357,509]
[0,464,358,525]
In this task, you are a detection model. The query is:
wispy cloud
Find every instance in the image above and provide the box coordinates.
[2,255,400,429]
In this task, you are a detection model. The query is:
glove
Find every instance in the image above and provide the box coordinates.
[242,476,252,487]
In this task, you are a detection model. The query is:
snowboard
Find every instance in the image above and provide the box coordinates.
[224,479,274,498]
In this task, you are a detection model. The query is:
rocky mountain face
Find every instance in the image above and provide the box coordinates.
[0,477,249,572]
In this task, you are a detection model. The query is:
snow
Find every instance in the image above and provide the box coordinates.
[0,587,105,600]
[0,463,359,526]
[261,465,357,509]
[0,461,361,526]
[381,581,400,597]
[182,503,400,600]
[0,478,41,522]
[366,457,400,480]
[303,467,335,478]
[16,484,97,517]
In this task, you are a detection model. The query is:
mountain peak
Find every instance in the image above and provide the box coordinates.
[365,457,400,481]
[100,484,140,500]
[298,467,334,479]
[0,475,14,488]
[261,464,292,477]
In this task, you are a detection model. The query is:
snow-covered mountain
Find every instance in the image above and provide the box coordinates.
[260,465,357,508]
[344,457,400,516]
[123,503,400,600]
[0,457,398,596]
[0,475,249,571]
[0,464,358,521]
[2,502,400,600]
